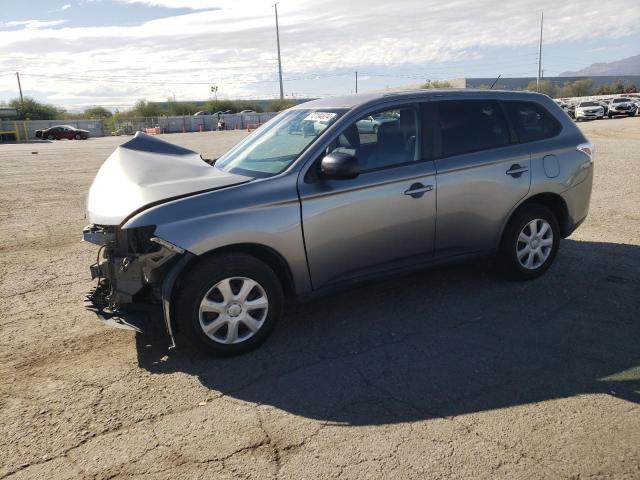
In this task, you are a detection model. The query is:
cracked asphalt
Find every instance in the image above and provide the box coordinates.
[1,118,639,479]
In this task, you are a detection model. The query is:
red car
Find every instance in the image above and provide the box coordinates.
[35,125,90,140]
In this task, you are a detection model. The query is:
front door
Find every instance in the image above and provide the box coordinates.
[298,104,437,289]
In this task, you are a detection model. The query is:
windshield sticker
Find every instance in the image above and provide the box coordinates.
[304,112,337,123]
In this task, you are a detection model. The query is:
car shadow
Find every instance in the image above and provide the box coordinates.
[136,239,639,425]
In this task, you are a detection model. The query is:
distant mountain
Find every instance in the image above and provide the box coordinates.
[560,54,640,76]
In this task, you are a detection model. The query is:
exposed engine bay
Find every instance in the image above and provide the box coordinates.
[83,224,184,335]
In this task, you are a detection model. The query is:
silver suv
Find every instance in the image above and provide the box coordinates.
[84,90,594,356]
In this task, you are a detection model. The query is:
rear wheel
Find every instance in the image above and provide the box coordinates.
[499,204,560,280]
[176,253,283,356]
[47,134,55,140]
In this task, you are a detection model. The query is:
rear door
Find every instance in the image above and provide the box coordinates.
[433,99,531,257]
[298,103,437,289]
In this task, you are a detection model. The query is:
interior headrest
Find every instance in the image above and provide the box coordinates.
[338,124,360,148]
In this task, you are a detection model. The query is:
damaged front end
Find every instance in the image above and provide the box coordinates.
[83,224,191,346]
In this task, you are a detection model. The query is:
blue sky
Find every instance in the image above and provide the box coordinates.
[1,0,639,110]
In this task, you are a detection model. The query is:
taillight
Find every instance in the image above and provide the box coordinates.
[577,141,594,160]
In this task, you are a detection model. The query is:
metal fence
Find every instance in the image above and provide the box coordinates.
[0,112,279,141]
[111,113,278,136]
[0,119,105,141]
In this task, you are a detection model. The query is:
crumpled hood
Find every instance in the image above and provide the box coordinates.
[87,132,250,225]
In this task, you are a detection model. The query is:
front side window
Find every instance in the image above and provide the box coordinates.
[326,106,420,172]
[504,101,561,143]
[216,108,345,178]
[437,100,510,157]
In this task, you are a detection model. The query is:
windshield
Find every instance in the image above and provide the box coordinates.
[216,108,346,178]
[579,102,598,107]
[613,98,630,103]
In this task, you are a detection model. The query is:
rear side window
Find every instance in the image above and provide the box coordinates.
[504,101,561,143]
[437,100,510,157]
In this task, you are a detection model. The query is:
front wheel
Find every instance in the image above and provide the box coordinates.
[176,253,283,356]
[75,133,82,140]
[499,205,560,280]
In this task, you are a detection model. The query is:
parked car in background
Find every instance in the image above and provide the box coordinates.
[36,125,90,140]
[608,97,637,118]
[238,110,257,115]
[84,90,593,356]
[193,111,211,116]
[574,101,604,121]
[597,101,610,116]
[355,111,400,133]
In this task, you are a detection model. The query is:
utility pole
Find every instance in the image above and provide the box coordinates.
[274,3,284,102]
[16,72,24,104]
[537,11,543,92]
[355,71,358,94]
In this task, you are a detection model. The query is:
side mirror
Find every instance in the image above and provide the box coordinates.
[320,152,359,180]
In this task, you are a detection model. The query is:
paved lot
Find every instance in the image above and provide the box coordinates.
[1,120,639,479]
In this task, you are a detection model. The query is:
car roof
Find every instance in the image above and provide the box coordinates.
[293,89,551,110]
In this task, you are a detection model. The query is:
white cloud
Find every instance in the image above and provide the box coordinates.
[61,4,72,10]
[0,0,639,108]
[1,19,67,29]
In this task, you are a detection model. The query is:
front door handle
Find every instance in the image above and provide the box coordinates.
[506,164,529,177]
[404,183,433,198]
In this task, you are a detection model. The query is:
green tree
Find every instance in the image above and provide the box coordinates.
[624,84,637,94]
[266,100,296,112]
[421,80,453,89]
[167,100,197,116]
[84,106,113,119]
[132,99,163,117]
[559,79,593,98]
[526,80,558,98]
[9,97,65,120]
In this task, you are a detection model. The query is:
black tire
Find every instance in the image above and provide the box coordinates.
[47,134,55,140]
[176,253,283,356]
[499,204,560,281]
[75,133,82,140]
[629,112,636,117]
[608,114,613,119]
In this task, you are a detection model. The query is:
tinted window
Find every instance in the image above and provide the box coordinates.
[437,100,509,157]
[613,98,630,103]
[327,106,420,172]
[579,102,598,107]
[504,101,561,143]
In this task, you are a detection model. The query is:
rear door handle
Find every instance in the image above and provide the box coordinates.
[506,164,529,177]
[404,183,433,198]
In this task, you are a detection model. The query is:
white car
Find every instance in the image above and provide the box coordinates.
[574,101,604,121]
[607,98,637,118]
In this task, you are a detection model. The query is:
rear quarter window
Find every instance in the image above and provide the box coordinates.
[504,101,561,143]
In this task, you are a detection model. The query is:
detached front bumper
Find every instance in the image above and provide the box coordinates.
[83,224,192,346]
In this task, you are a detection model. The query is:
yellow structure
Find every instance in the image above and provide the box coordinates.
[0,121,29,142]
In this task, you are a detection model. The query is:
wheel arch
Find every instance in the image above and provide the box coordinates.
[172,243,296,307]
[500,192,570,245]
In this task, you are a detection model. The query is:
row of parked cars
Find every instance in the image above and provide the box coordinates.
[555,97,639,121]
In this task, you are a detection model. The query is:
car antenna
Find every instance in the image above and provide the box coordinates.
[490,74,502,90]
